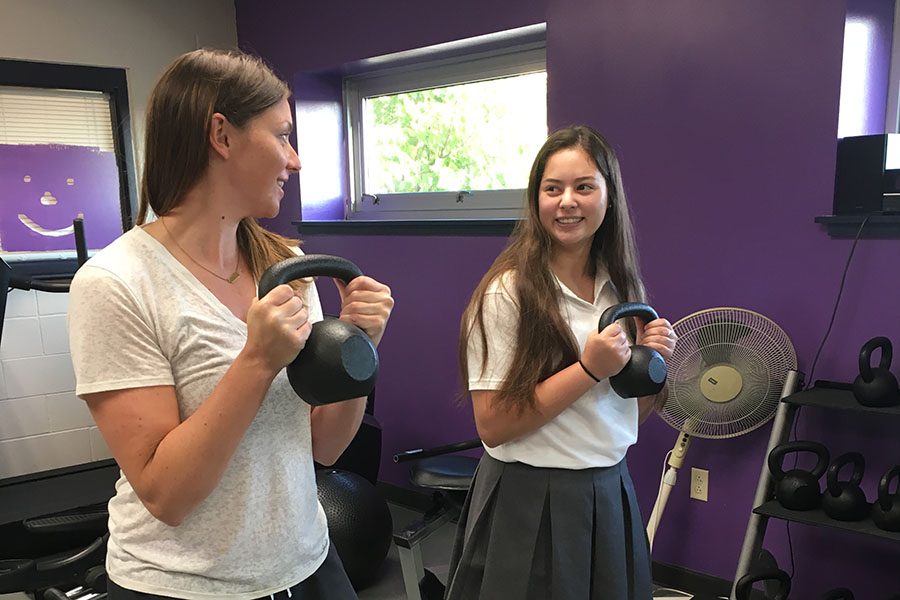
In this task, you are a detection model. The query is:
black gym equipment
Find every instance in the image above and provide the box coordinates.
[315,468,393,590]
[40,561,108,600]
[1,219,112,597]
[258,255,379,406]
[735,567,857,600]
[768,441,830,511]
[597,302,667,398]
[822,452,870,522]
[852,336,900,407]
[735,567,791,600]
[392,438,481,600]
[871,465,900,532]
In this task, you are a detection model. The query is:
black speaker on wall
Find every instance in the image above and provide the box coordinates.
[833,133,900,214]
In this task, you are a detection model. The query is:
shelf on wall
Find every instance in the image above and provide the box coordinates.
[293,219,518,236]
[815,214,900,239]
[753,500,900,542]
[782,385,900,416]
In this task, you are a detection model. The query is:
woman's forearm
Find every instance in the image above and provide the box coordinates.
[309,397,367,465]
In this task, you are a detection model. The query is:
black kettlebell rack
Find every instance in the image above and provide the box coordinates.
[731,374,900,599]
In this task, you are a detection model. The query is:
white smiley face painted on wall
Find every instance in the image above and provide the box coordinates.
[0,144,125,253]
[17,174,85,237]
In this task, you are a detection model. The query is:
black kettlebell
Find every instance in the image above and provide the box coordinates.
[822,452,869,522]
[597,302,667,398]
[853,336,900,407]
[871,465,900,532]
[258,255,378,406]
[735,568,790,600]
[768,441,830,511]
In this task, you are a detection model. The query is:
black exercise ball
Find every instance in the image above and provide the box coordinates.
[315,468,393,590]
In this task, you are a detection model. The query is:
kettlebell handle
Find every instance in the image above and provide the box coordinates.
[734,568,790,600]
[859,336,893,382]
[768,440,830,481]
[826,452,865,496]
[598,302,659,333]
[258,255,363,299]
[877,465,900,511]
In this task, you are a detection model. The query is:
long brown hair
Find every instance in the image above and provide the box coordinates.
[136,48,300,277]
[459,126,646,413]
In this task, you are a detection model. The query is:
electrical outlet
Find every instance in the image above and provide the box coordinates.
[691,467,709,502]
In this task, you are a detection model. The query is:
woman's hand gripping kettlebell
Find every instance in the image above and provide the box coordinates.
[334,276,394,347]
[245,284,313,375]
[581,323,632,382]
[636,317,677,364]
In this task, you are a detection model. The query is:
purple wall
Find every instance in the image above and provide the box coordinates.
[0,144,124,253]
[236,0,900,595]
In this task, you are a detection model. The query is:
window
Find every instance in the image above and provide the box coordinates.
[344,33,547,220]
[0,59,136,278]
[887,0,900,133]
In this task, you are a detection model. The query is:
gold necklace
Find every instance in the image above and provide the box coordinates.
[160,216,241,284]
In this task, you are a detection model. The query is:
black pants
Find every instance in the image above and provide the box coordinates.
[107,544,357,600]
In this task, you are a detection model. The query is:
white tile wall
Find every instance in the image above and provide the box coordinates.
[0,396,48,440]
[0,290,106,480]
[40,314,70,354]
[0,429,93,479]
[46,391,94,430]
[36,290,70,316]
[0,317,43,359]
[4,289,37,318]
[2,354,76,399]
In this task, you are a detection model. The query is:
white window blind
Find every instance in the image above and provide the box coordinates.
[0,86,114,151]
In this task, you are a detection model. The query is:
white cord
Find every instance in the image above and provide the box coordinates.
[647,450,672,542]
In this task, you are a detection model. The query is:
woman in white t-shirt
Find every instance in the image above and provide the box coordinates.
[446,126,676,600]
[67,49,393,600]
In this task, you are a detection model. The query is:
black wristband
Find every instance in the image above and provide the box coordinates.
[579,360,601,383]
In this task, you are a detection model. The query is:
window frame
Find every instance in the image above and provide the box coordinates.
[344,43,546,221]
[0,58,137,279]
[887,0,900,133]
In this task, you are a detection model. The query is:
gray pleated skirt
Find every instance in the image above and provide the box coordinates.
[444,454,652,600]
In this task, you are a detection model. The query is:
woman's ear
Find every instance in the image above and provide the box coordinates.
[209,112,231,160]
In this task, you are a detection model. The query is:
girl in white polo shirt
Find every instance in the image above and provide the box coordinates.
[446,125,676,600]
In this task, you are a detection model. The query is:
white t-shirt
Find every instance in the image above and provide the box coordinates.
[467,269,639,469]
[67,227,329,599]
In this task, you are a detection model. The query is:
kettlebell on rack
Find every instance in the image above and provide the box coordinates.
[822,452,869,522]
[768,441,830,511]
[852,336,900,407]
[258,255,378,406]
[734,568,790,600]
[597,302,667,398]
[871,465,900,532]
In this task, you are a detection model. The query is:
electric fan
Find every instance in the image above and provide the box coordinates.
[646,307,797,549]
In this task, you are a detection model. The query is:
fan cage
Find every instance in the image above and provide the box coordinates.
[659,307,797,439]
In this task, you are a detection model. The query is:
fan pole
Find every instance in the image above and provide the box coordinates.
[647,431,692,551]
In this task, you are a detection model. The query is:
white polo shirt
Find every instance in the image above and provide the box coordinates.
[466,269,639,469]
